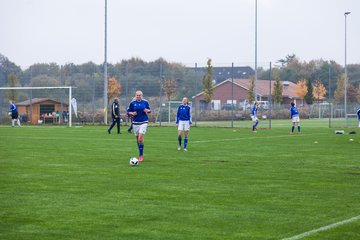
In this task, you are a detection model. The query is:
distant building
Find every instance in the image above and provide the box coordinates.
[17,98,68,124]
[193,78,301,110]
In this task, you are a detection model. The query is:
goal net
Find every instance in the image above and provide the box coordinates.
[0,87,74,127]
[328,103,359,128]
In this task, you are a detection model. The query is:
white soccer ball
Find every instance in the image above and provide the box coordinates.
[8,112,11,116]
[129,157,139,166]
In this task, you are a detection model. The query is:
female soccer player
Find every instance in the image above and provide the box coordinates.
[9,100,21,127]
[290,102,301,134]
[250,101,260,132]
[127,91,151,162]
[176,97,192,151]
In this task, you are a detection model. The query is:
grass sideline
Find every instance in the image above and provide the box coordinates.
[0,121,360,239]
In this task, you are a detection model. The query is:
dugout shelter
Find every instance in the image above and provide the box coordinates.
[17,98,69,124]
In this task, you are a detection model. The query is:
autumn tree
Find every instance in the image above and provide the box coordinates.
[304,79,314,104]
[202,58,214,110]
[247,76,255,103]
[162,79,177,101]
[334,75,345,103]
[347,84,358,103]
[312,80,327,103]
[272,74,283,105]
[357,83,360,103]
[6,73,20,101]
[295,79,308,106]
[108,76,121,105]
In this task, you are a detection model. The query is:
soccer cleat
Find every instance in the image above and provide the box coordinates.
[290,132,294,134]
[298,132,302,134]
[107,129,111,134]
[139,156,143,162]
[184,148,187,152]
[178,146,181,151]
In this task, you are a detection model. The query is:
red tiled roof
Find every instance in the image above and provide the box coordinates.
[17,98,68,106]
[194,78,300,99]
[233,79,299,98]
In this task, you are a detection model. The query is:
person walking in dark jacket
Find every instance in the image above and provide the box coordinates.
[108,98,121,134]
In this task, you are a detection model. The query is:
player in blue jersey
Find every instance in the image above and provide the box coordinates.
[357,108,360,128]
[250,101,260,132]
[127,91,151,162]
[290,102,301,134]
[176,97,192,151]
[8,100,21,127]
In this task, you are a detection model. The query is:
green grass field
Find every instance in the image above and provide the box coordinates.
[1,121,360,239]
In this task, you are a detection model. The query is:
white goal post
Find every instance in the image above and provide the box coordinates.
[0,86,74,127]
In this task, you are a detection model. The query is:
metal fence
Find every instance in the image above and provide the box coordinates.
[0,62,358,128]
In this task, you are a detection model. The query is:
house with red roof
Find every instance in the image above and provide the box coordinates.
[193,79,301,110]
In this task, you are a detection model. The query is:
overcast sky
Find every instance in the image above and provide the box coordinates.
[1,0,359,68]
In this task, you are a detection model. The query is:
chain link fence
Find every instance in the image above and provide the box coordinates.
[1,62,358,128]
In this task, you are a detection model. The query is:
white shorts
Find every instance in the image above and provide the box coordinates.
[178,120,190,131]
[291,116,300,123]
[251,115,258,122]
[133,123,148,136]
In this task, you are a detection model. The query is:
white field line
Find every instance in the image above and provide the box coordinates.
[281,215,360,240]
[191,133,327,144]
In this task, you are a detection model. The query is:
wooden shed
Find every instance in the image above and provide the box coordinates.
[17,98,68,124]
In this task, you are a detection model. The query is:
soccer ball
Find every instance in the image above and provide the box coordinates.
[129,157,139,166]
[8,112,11,116]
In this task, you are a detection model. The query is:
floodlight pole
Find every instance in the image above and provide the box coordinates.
[254,0,258,101]
[103,0,108,125]
[344,11,350,124]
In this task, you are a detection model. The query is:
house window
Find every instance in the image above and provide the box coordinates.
[199,100,208,110]
[211,100,221,110]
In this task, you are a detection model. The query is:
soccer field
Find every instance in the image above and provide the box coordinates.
[0,122,359,239]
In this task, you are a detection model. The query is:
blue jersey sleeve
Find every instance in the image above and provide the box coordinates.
[176,106,181,124]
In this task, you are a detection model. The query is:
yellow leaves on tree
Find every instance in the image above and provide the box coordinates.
[295,79,308,100]
[312,80,327,102]
[295,79,308,106]
[108,76,122,103]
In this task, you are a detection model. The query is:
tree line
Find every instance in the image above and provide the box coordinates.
[1,53,360,105]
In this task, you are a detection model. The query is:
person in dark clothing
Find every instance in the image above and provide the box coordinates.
[108,98,121,134]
